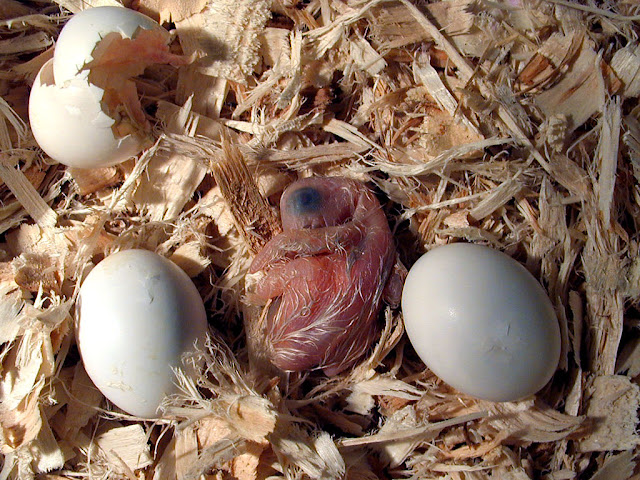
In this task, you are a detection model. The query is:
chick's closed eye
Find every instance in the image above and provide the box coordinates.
[288,186,323,216]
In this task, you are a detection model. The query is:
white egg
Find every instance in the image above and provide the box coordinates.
[29,59,146,169]
[53,6,163,85]
[401,243,560,402]
[77,249,208,419]
[28,6,164,168]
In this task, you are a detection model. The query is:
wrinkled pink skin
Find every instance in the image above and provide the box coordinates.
[249,177,398,375]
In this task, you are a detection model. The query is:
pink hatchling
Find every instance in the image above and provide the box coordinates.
[249,177,400,375]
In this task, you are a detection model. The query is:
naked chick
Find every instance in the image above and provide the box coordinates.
[248,176,401,375]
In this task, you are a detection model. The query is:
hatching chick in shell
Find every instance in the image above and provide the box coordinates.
[248,177,403,375]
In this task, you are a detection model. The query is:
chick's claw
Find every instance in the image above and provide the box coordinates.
[248,177,401,375]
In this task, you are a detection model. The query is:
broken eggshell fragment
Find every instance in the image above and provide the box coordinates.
[28,6,188,169]
[52,6,163,85]
[29,59,146,169]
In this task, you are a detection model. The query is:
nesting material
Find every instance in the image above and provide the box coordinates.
[1,0,640,479]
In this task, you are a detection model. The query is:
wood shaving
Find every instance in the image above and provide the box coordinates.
[1,0,639,479]
[94,424,154,472]
[578,375,640,452]
[136,0,208,23]
[176,0,271,83]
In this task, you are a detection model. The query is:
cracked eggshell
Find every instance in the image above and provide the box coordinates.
[28,59,146,168]
[401,243,561,402]
[53,6,163,84]
[77,249,208,419]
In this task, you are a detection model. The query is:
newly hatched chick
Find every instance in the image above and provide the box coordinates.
[249,177,401,375]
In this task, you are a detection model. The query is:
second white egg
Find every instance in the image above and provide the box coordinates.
[77,249,208,419]
[401,243,561,402]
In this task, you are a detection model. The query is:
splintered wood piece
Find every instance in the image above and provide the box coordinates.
[0,157,56,228]
[135,0,208,23]
[349,33,387,76]
[95,424,154,472]
[534,36,618,131]
[578,375,640,452]
[29,415,65,474]
[517,31,584,90]
[589,450,636,480]
[0,0,32,19]
[595,97,621,226]
[399,0,552,173]
[59,363,103,440]
[412,52,481,135]
[131,148,207,221]
[51,0,120,13]
[0,327,49,453]
[368,0,477,54]
[345,375,423,416]
[0,31,52,55]
[229,441,267,480]
[469,176,523,221]
[6,224,73,293]
[69,166,121,196]
[611,42,640,98]
[210,141,281,254]
[176,0,271,83]
[0,97,27,148]
[176,69,229,118]
[169,241,211,277]
[132,100,209,221]
[376,406,422,467]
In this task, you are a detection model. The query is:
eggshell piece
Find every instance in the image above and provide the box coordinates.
[28,59,145,168]
[401,243,561,402]
[53,6,163,85]
[77,249,208,419]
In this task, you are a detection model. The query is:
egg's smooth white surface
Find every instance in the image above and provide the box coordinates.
[401,243,560,402]
[77,249,208,419]
[53,6,162,84]
[29,59,145,169]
